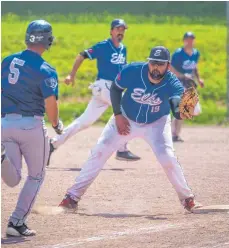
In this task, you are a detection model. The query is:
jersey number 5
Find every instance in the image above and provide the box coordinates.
[8,58,25,84]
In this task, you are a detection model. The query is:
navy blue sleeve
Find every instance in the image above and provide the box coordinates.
[84,42,102,60]
[114,64,131,89]
[40,66,58,100]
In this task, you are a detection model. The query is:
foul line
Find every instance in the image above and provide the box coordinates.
[38,223,183,248]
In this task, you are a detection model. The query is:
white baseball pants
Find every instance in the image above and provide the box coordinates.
[52,79,128,152]
[67,114,194,202]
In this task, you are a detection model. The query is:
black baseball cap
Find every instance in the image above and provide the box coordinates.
[148,46,170,62]
[183,31,195,40]
[111,19,128,29]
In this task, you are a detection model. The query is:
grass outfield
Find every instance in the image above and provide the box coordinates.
[1,15,227,125]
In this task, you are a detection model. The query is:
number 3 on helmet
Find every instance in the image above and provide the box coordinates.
[25,20,54,50]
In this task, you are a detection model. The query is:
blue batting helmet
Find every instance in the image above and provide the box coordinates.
[25,20,54,50]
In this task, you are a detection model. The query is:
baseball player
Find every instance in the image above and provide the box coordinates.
[48,19,140,165]
[58,46,201,212]
[170,32,204,142]
[1,20,63,236]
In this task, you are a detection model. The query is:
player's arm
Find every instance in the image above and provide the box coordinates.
[64,54,85,86]
[110,66,129,116]
[169,97,182,120]
[110,82,124,116]
[169,76,185,120]
[193,66,204,88]
[65,43,101,86]
[110,68,131,135]
[41,74,64,134]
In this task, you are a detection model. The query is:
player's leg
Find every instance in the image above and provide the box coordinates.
[59,115,136,209]
[1,122,23,188]
[193,101,202,116]
[1,117,23,187]
[102,80,140,161]
[1,142,22,187]
[171,118,184,142]
[52,97,108,149]
[144,115,197,211]
[7,118,49,236]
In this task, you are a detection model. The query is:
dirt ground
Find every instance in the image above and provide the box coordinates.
[1,126,229,248]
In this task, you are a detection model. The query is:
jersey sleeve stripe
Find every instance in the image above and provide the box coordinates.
[84,50,92,60]
[169,95,181,100]
[114,80,125,90]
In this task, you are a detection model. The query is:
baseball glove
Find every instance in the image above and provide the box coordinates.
[179,87,199,119]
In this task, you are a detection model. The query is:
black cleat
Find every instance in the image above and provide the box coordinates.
[6,222,36,237]
[47,141,55,167]
[172,136,184,142]
[1,144,6,163]
[116,150,141,161]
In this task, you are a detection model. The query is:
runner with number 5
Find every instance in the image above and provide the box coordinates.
[1,20,63,237]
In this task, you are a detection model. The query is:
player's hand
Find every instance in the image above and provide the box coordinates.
[115,114,130,135]
[64,74,75,87]
[52,120,64,135]
[198,79,204,88]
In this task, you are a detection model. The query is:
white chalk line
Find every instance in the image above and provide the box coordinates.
[37,223,183,248]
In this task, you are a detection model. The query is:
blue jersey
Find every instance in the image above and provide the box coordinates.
[1,50,58,116]
[84,38,127,81]
[115,62,184,124]
[171,47,200,75]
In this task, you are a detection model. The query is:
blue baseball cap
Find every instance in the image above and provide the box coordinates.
[183,32,195,40]
[148,46,170,62]
[111,19,128,29]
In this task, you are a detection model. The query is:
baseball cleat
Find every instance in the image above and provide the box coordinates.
[6,222,36,237]
[46,140,55,167]
[116,150,141,161]
[172,136,184,142]
[1,143,6,163]
[182,197,202,212]
[59,194,78,211]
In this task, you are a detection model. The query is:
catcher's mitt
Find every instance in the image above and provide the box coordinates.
[179,87,199,119]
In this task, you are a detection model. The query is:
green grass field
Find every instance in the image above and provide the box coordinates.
[1,14,227,125]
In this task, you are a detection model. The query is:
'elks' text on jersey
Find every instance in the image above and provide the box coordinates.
[115,62,184,124]
[171,47,200,75]
[85,39,127,82]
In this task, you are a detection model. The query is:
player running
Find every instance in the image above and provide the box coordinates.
[170,31,204,142]
[1,20,63,237]
[48,19,140,165]
[58,46,201,213]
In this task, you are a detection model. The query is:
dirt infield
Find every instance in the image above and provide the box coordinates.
[1,126,229,248]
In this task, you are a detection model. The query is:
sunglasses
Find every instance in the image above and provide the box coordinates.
[149,60,167,66]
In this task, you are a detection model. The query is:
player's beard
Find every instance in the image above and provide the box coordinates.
[149,65,169,81]
[149,69,165,80]
[116,34,124,42]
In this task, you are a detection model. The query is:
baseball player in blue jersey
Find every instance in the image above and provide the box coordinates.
[1,20,64,236]
[170,32,204,142]
[58,46,201,213]
[48,19,140,165]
